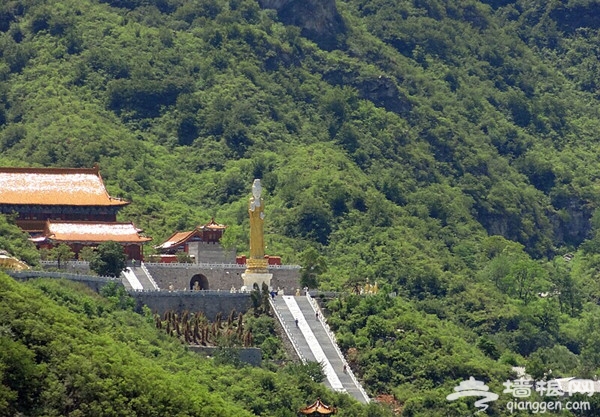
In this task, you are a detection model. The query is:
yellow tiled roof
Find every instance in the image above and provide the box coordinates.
[45,220,151,243]
[0,166,128,206]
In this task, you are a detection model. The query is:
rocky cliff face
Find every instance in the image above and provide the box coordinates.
[551,198,593,248]
[323,69,412,116]
[258,0,346,50]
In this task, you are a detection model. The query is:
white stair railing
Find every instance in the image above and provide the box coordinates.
[306,293,371,403]
[269,297,307,364]
[140,262,159,290]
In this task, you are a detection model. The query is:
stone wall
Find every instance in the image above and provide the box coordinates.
[41,260,93,274]
[9,270,121,292]
[270,268,303,294]
[144,263,245,291]
[144,263,301,294]
[41,260,302,294]
[188,242,237,264]
[131,291,252,320]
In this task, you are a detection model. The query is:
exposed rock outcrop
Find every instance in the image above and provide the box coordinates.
[357,76,412,115]
[551,198,593,248]
[258,0,346,51]
[323,69,412,115]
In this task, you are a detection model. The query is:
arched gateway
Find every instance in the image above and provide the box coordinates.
[190,274,209,291]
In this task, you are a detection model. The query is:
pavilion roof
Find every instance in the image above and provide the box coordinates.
[155,219,227,251]
[154,230,198,250]
[0,165,128,206]
[299,398,337,415]
[199,217,227,230]
[43,220,151,243]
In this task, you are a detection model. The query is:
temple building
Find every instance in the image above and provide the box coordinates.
[33,220,151,260]
[0,165,150,260]
[155,218,226,254]
[0,165,127,234]
[155,218,234,263]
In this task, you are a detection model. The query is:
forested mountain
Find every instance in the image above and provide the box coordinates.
[3,0,600,415]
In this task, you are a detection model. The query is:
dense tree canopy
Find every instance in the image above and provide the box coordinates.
[0,275,389,416]
[2,0,600,414]
[0,215,39,267]
[89,241,128,277]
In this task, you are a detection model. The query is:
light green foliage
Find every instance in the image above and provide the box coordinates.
[48,243,75,269]
[99,281,135,310]
[2,0,600,414]
[0,215,39,266]
[175,250,193,263]
[285,361,326,383]
[0,275,388,416]
[78,246,96,262]
[245,314,286,360]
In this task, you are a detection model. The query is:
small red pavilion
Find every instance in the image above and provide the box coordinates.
[155,218,226,255]
[299,398,337,416]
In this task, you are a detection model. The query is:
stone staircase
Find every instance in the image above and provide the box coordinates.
[270,294,370,403]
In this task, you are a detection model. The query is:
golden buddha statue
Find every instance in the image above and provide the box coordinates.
[246,179,268,273]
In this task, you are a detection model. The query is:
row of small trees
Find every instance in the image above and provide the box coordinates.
[156,309,254,347]
[41,241,127,277]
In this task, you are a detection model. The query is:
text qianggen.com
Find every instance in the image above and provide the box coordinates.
[506,400,590,414]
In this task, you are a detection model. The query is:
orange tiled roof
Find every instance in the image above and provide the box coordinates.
[155,219,227,250]
[299,398,337,415]
[199,217,227,230]
[45,220,152,243]
[155,230,197,250]
[0,166,128,206]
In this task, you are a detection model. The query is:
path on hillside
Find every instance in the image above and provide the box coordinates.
[270,295,370,403]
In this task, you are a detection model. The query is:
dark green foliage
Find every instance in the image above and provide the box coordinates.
[288,199,333,245]
[107,77,188,119]
[89,241,127,277]
[0,336,41,416]
[299,246,327,289]
[3,0,600,414]
[48,243,74,269]
[0,275,386,416]
[0,214,39,266]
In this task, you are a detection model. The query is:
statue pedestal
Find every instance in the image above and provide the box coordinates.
[241,272,273,292]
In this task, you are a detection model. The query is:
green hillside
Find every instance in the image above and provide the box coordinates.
[3,0,600,414]
[0,275,389,416]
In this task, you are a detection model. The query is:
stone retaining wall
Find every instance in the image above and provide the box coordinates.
[131,291,252,320]
[9,270,120,292]
[188,241,237,264]
[144,263,301,294]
